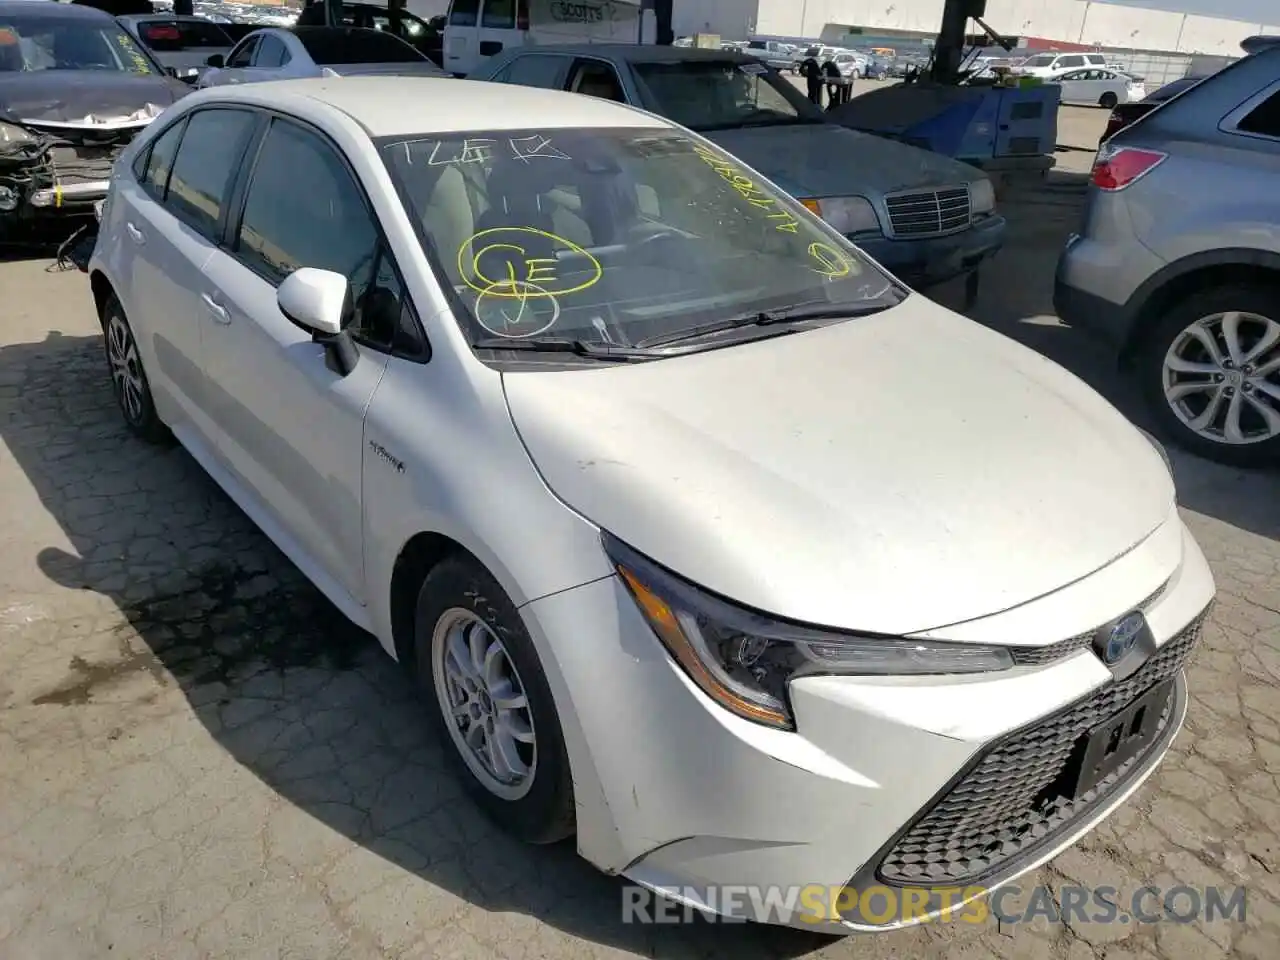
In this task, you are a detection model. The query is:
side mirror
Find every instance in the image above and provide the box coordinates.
[277,268,360,375]
[206,53,225,68]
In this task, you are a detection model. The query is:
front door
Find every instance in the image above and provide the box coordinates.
[200,116,392,604]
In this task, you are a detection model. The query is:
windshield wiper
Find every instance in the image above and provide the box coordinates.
[471,337,665,362]
[637,301,892,348]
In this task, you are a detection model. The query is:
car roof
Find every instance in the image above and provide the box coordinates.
[499,43,754,65]
[0,1,113,20]
[188,76,670,137]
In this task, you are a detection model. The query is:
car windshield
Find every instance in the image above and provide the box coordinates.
[0,13,157,73]
[380,127,898,357]
[632,59,820,131]
[1023,54,1055,67]
[292,26,422,64]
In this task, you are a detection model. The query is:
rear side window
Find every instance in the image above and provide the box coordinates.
[164,109,258,238]
[255,33,289,66]
[481,0,514,29]
[1238,89,1280,138]
[134,116,187,199]
[293,26,422,63]
[504,54,566,87]
[448,0,478,27]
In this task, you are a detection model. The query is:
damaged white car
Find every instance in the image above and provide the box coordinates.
[0,1,189,234]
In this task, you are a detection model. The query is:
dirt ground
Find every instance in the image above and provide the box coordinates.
[0,104,1278,960]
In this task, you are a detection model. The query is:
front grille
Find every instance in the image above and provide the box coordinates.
[876,607,1208,887]
[1009,580,1169,667]
[884,187,971,237]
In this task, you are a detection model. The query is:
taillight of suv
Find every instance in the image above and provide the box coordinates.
[1091,144,1167,191]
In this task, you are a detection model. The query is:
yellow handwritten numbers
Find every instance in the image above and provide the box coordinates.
[691,145,800,235]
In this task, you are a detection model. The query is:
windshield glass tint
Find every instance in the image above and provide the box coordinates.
[293,26,421,63]
[633,59,813,130]
[381,127,894,350]
[0,15,156,73]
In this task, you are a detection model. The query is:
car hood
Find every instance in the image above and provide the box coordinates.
[704,121,983,198]
[0,71,187,124]
[503,297,1174,636]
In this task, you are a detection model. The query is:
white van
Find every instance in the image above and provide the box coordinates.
[443,0,649,76]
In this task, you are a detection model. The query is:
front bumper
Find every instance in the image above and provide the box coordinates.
[524,516,1214,931]
[856,214,1006,288]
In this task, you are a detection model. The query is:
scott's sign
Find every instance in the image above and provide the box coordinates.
[549,1,607,23]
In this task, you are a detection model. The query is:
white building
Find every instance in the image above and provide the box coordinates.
[672,0,1280,57]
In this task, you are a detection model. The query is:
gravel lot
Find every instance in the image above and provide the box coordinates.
[1,104,1278,960]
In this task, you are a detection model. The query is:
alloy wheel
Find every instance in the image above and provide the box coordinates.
[1161,310,1280,446]
[106,311,145,425]
[432,608,537,800]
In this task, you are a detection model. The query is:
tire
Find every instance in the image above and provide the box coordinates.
[100,294,171,444]
[1099,92,1118,109]
[1135,282,1280,467]
[413,555,575,844]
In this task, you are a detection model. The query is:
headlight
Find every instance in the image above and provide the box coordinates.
[970,177,996,216]
[605,533,1014,730]
[799,195,880,235]
[0,121,37,147]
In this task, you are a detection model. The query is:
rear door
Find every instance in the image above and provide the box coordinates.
[105,107,260,457]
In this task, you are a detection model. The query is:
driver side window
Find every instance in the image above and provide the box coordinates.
[228,37,258,68]
[254,35,290,68]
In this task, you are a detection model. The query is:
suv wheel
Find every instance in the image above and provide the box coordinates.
[413,556,575,844]
[1099,92,1119,109]
[1137,283,1280,466]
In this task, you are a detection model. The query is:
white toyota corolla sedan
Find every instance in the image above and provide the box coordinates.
[87,76,1215,931]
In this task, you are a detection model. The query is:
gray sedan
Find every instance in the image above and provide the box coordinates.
[198,25,446,87]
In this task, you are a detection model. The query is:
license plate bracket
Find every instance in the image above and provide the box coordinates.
[1070,679,1172,799]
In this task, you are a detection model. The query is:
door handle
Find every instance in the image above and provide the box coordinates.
[201,292,231,324]
[125,222,145,245]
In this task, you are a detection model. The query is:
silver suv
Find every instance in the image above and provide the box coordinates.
[1055,44,1280,467]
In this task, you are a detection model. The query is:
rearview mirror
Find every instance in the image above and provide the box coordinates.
[206,53,225,68]
[277,268,360,375]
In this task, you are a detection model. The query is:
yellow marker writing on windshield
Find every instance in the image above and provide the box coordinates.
[809,241,852,279]
[458,227,602,299]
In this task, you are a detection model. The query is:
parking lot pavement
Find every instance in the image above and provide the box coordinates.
[2,117,1280,959]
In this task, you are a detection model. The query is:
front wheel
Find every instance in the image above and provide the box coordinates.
[1099,92,1119,109]
[1136,283,1280,467]
[413,556,575,843]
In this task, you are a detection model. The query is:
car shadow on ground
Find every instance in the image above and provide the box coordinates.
[929,174,1280,541]
[0,331,841,957]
